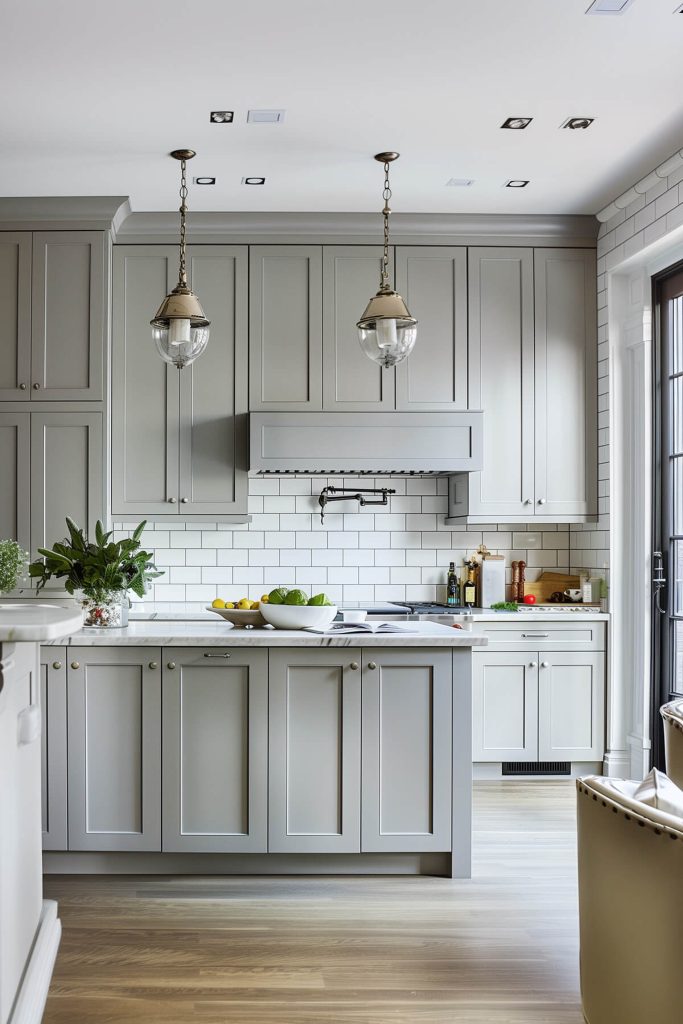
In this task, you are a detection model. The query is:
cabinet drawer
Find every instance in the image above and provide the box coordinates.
[475,621,605,652]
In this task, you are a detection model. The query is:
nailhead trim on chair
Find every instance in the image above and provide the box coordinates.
[576,782,683,840]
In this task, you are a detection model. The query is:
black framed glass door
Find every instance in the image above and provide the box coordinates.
[652,266,683,767]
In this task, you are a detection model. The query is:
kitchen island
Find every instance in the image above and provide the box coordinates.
[41,621,485,879]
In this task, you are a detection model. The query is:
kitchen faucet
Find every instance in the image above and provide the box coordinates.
[318,485,395,523]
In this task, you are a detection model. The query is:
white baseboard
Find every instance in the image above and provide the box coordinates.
[604,748,633,778]
[9,901,61,1024]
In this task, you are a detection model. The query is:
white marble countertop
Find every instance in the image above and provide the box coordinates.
[43,620,488,647]
[0,603,83,642]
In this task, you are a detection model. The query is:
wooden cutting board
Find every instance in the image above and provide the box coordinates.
[522,572,580,602]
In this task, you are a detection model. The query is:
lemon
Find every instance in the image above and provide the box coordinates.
[237,598,252,610]
[250,600,260,609]
[225,602,235,609]
[260,594,270,604]
[212,598,226,609]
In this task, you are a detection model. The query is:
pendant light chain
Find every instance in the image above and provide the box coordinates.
[178,158,188,287]
[381,159,392,291]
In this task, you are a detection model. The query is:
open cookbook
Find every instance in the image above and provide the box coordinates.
[304,620,413,634]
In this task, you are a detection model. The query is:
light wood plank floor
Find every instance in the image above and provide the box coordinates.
[43,782,583,1023]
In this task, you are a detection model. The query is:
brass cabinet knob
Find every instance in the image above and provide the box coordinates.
[33,382,41,390]
[52,661,62,670]
[148,661,158,670]
[70,661,80,670]
[167,661,176,670]
[168,497,177,504]
[368,661,377,670]
[19,383,27,391]
[181,497,189,503]
[349,661,359,671]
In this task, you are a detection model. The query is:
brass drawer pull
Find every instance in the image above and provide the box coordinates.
[368,661,377,670]
[349,662,359,671]
[148,661,158,670]
[203,652,231,659]
[70,661,80,670]
[52,661,62,670]
[167,661,176,670]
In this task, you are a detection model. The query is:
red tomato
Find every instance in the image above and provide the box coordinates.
[523,594,536,605]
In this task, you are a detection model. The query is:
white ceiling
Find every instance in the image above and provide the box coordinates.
[2,0,683,216]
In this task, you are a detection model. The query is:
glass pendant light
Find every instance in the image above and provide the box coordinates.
[357,152,417,368]
[150,149,210,369]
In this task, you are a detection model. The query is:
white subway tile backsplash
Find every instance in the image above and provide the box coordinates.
[343,549,375,567]
[280,549,312,566]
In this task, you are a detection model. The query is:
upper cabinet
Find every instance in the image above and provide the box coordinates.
[448,247,597,524]
[0,231,106,401]
[394,246,468,410]
[111,245,249,521]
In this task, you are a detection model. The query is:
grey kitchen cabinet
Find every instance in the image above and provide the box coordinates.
[0,231,106,402]
[472,652,539,762]
[162,648,268,853]
[394,247,468,410]
[449,247,598,524]
[322,246,395,410]
[361,649,453,852]
[0,410,103,563]
[67,647,162,851]
[534,249,597,518]
[40,648,68,851]
[0,412,30,554]
[268,648,361,853]
[249,246,323,411]
[472,640,605,764]
[112,245,249,520]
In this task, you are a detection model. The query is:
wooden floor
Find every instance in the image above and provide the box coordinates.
[43,783,583,1023]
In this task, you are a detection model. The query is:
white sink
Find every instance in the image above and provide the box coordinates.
[0,603,83,642]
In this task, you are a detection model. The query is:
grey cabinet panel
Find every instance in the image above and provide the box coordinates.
[0,232,31,400]
[538,652,605,761]
[395,247,468,410]
[269,648,361,853]
[0,412,30,554]
[466,248,535,518]
[249,246,323,410]
[112,246,180,516]
[534,249,598,517]
[162,648,268,853]
[472,652,539,761]
[40,649,68,851]
[67,647,162,851]
[30,412,103,561]
[322,246,395,410]
[362,649,452,852]
[179,247,249,514]
[31,231,106,400]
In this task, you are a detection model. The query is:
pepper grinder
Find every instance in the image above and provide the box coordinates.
[517,560,526,603]
[511,561,519,602]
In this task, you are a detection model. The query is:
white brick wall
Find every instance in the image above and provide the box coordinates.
[116,475,574,607]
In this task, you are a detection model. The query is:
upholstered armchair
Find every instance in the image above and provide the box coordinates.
[660,698,683,787]
[577,776,683,1024]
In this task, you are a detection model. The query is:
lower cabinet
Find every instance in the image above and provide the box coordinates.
[472,649,605,763]
[40,648,68,850]
[67,647,162,851]
[268,648,361,853]
[162,648,268,852]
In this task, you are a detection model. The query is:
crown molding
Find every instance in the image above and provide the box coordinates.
[0,197,130,231]
[114,211,599,247]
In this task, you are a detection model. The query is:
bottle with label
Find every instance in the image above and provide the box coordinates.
[447,562,461,607]
[463,560,477,608]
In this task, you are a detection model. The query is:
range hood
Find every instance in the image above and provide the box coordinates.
[249,412,483,475]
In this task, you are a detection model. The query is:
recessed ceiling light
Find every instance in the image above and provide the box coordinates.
[505,180,530,188]
[247,109,285,124]
[561,117,595,130]
[585,0,636,13]
[446,178,474,187]
[501,117,533,130]
[209,111,233,123]
[243,176,266,185]
[194,177,216,185]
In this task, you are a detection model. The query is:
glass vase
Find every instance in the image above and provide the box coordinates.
[81,592,126,628]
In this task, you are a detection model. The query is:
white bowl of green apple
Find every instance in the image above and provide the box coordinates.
[260,588,337,630]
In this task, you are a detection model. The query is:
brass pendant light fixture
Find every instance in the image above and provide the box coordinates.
[357,152,417,368]
[150,149,210,369]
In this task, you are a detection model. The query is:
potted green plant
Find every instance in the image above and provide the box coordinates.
[0,539,29,595]
[29,518,162,627]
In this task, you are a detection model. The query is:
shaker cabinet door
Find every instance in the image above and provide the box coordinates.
[31,231,106,400]
[67,648,162,851]
[0,232,32,400]
[538,652,605,762]
[395,246,468,410]
[361,649,452,852]
[534,248,598,518]
[0,412,31,555]
[268,648,361,853]
[111,246,181,516]
[162,648,268,853]
[472,652,539,762]
[249,245,323,410]
[40,649,68,851]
